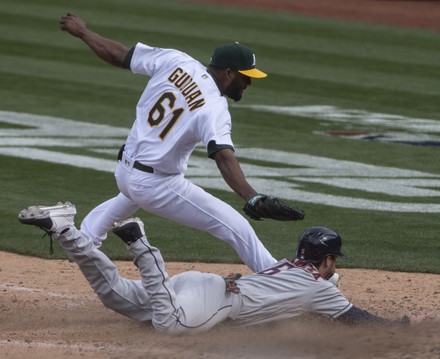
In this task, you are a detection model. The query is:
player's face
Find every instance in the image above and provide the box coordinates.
[225,71,252,102]
[321,256,337,280]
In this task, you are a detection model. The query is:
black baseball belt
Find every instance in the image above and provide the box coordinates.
[117,144,154,173]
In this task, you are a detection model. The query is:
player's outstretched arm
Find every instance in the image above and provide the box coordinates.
[335,305,428,326]
[214,148,305,221]
[59,12,129,67]
[213,148,257,201]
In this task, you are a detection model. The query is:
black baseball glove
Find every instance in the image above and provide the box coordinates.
[243,194,305,221]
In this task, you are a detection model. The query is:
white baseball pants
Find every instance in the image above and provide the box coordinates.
[81,157,276,272]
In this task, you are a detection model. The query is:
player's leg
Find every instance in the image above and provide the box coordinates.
[80,192,139,247]
[58,227,152,321]
[113,218,182,332]
[113,218,233,334]
[19,203,152,322]
[80,161,141,247]
[167,185,276,272]
[124,172,276,272]
[171,271,235,332]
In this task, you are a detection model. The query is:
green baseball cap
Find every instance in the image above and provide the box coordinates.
[209,42,267,78]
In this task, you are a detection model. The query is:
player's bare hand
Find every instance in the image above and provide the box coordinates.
[59,12,87,38]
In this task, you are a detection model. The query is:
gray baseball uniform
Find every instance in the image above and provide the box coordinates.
[56,226,352,334]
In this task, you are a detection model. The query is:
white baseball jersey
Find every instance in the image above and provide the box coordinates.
[80,42,277,274]
[125,43,234,174]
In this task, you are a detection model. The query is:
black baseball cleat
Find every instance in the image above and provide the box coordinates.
[112,217,146,245]
[18,202,76,234]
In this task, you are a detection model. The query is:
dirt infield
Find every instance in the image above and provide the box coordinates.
[1,251,439,358]
[2,1,440,358]
[197,0,440,31]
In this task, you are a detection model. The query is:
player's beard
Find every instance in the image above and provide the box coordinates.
[224,80,243,102]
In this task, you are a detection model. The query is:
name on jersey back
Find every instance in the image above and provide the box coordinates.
[168,67,206,111]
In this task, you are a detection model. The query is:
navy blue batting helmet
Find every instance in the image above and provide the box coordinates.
[296,226,347,263]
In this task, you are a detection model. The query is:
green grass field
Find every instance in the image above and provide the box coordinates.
[1,0,440,273]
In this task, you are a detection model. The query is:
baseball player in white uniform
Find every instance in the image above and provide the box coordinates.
[59,12,300,273]
[19,203,419,334]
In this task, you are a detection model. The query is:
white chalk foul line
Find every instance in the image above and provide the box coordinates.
[0,339,126,352]
[0,282,96,303]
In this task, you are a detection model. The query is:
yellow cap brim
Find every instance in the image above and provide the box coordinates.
[238,68,267,79]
